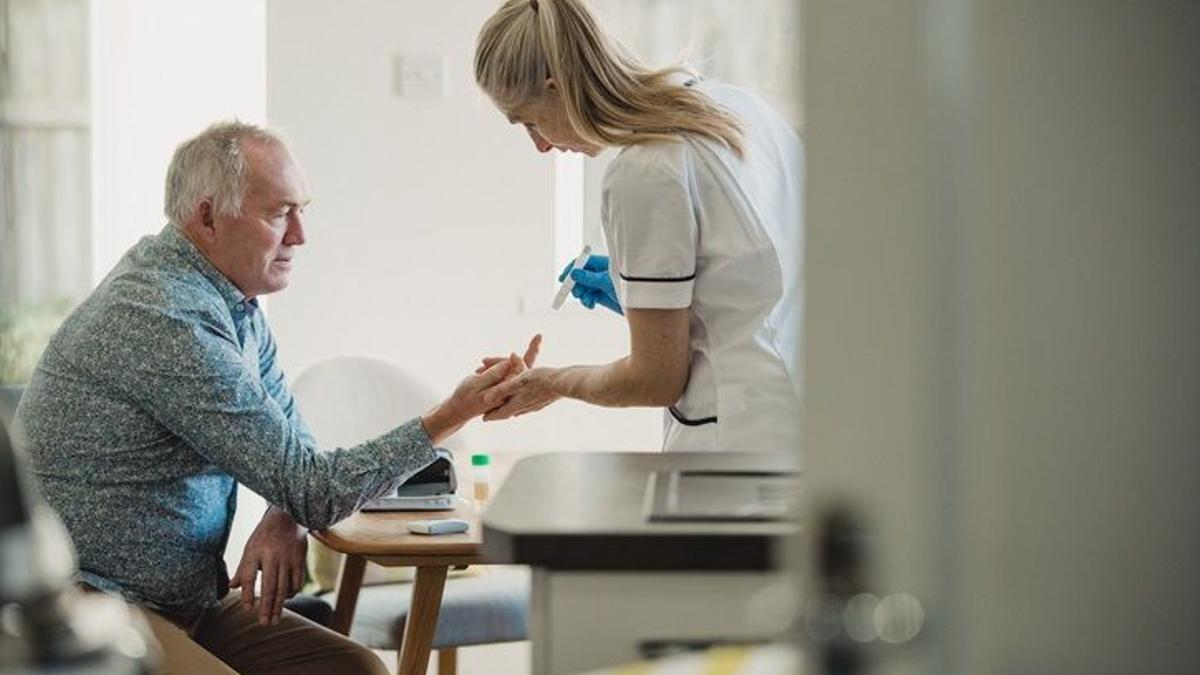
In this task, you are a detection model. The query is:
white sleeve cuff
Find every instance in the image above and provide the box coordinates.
[620,277,695,309]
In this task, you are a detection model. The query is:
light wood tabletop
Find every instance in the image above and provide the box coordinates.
[314,500,483,561]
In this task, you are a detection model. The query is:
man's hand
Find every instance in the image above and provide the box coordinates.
[421,339,535,445]
[229,506,308,626]
[475,334,551,420]
[475,334,541,375]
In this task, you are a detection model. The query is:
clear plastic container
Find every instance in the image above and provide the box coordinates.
[470,453,491,509]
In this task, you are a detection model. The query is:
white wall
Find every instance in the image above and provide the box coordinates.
[264,0,662,453]
[89,0,270,575]
[90,0,267,279]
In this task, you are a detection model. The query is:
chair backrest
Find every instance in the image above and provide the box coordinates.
[290,355,466,454]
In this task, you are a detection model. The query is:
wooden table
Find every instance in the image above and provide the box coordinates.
[313,500,483,675]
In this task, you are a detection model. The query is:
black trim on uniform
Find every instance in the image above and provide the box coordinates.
[619,272,697,283]
[668,406,717,426]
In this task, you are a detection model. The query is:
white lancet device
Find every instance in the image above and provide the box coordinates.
[406,519,470,535]
[552,245,593,310]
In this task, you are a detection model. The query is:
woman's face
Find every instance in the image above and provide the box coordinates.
[506,91,602,157]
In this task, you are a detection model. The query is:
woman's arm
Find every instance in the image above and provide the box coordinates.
[481,308,690,420]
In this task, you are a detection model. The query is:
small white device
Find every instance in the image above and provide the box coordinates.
[552,245,593,310]
[406,518,470,535]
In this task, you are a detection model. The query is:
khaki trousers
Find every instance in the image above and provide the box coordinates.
[138,592,388,675]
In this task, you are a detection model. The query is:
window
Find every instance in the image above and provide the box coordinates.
[0,0,91,383]
[555,0,804,265]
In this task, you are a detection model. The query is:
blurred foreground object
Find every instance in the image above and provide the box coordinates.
[0,417,155,674]
[577,644,800,675]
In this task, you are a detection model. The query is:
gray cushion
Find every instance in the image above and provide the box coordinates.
[321,565,529,650]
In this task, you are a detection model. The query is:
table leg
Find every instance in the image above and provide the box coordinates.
[329,553,367,635]
[397,565,449,675]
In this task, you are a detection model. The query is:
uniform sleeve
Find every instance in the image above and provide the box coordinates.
[89,297,435,530]
[601,147,698,309]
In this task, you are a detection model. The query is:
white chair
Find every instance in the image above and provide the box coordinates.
[290,356,528,675]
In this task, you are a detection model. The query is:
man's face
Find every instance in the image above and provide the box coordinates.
[209,141,311,298]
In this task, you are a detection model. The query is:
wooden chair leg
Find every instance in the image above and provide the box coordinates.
[329,554,367,635]
[437,647,458,675]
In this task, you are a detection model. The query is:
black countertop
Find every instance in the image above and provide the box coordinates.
[481,452,799,571]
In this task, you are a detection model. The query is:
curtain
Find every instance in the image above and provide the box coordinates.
[0,0,90,382]
[597,0,804,129]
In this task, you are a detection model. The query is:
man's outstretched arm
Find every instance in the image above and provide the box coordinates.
[96,297,517,530]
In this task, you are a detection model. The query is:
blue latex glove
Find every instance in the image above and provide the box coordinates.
[558,254,623,315]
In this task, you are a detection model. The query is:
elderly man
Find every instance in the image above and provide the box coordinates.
[16,121,522,674]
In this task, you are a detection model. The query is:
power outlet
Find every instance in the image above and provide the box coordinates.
[393,51,445,99]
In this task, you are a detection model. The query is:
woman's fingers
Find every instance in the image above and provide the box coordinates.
[472,357,506,372]
[476,333,542,377]
[483,400,521,421]
[478,334,540,374]
[515,399,554,417]
[474,355,515,388]
[483,378,543,420]
[482,372,524,407]
[522,334,542,368]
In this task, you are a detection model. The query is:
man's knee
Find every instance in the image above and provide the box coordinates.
[335,641,390,675]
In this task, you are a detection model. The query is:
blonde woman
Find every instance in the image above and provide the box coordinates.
[476,0,803,454]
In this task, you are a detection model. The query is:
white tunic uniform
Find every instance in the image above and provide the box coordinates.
[601,80,804,453]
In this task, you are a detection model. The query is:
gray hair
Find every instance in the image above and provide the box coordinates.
[163,121,288,226]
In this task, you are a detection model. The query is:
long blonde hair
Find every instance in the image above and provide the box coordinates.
[474,0,745,157]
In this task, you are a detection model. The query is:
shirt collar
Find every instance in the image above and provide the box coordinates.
[158,224,254,315]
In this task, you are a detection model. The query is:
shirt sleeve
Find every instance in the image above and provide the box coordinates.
[90,297,435,530]
[601,146,698,309]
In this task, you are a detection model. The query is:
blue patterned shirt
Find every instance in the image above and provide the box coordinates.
[17,224,436,623]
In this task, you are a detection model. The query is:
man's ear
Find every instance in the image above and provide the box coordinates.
[201,200,214,226]
[192,200,218,242]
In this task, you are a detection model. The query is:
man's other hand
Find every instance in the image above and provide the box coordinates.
[229,506,308,626]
